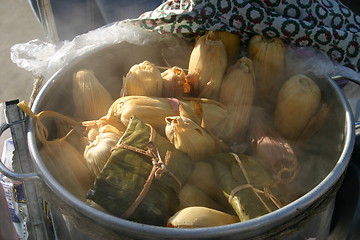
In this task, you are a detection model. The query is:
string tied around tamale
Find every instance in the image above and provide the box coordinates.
[228,152,283,213]
[17,101,82,155]
[111,123,182,219]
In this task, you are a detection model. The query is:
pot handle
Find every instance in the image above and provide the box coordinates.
[0,120,40,181]
[331,75,360,126]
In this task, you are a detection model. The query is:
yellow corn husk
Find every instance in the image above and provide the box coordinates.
[99,96,227,137]
[161,66,190,97]
[55,119,90,154]
[40,139,95,200]
[249,109,300,184]
[188,161,230,208]
[84,125,122,176]
[73,69,114,121]
[121,60,163,97]
[18,101,95,200]
[165,116,219,161]
[167,206,239,228]
[187,31,228,100]
[218,57,255,142]
[274,74,321,140]
[298,103,330,141]
[213,31,241,65]
[178,184,227,212]
[248,34,286,106]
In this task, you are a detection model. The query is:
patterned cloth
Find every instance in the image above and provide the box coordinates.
[130,0,360,72]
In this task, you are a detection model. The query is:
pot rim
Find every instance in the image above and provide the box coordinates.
[26,50,356,239]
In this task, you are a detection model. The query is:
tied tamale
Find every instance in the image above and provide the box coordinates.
[211,153,283,221]
[86,116,194,226]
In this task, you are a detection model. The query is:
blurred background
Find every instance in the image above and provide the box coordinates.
[0,0,44,104]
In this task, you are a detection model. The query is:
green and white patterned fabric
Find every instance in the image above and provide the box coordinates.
[130,0,360,72]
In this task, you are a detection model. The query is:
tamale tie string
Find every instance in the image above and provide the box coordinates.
[229,153,283,213]
[17,101,81,155]
[111,123,182,219]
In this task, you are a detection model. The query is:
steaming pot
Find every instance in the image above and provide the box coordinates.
[2,41,359,239]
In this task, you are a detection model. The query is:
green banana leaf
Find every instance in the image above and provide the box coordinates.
[87,116,194,226]
[211,153,282,221]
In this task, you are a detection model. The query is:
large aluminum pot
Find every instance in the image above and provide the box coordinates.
[4,40,359,239]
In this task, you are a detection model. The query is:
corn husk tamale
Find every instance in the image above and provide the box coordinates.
[178,184,227,212]
[187,161,229,207]
[274,74,323,140]
[17,101,95,200]
[248,34,286,107]
[217,57,255,142]
[187,31,228,100]
[165,116,219,161]
[84,125,122,176]
[73,69,114,120]
[55,118,90,154]
[211,153,283,221]
[213,31,241,65]
[96,96,227,137]
[86,116,194,226]
[249,108,300,184]
[167,206,239,228]
[121,60,163,97]
[161,66,190,98]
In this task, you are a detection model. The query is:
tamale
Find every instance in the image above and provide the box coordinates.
[187,31,228,100]
[161,66,190,98]
[73,69,114,120]
[86,116,194,226]
[84,125,122,176]
[98,96,227,137]
[178,184,227,212]
[121,60,163,97]
[211,153,283,221]
[167,206,239,228]
[17,101,95,200]
[218,57,255,142]
[165,116,219,161]
[249,108,300,184]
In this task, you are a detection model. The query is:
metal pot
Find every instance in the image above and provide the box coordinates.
[1,41,359,240]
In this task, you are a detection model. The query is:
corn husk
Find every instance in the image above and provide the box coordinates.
[17,101,95,200]
[187,31,228,100]
[161,66,190,97]
[213,31,241,65]
[121,60,163,97]
[73,69,114,120]
[165,116,219,161]
[218,57,255,142]
[55,119,90,154]
[274,74,322,140]
[187,161,229,207]
[86,116,194,226]
[211,153,283,221]
[249,109,300,184]
[167,206,239,228]
[248,35,286,106]
[98,96,227,137]
[84,125,122,176]
[178,184,227,212]
[40,140,94,200]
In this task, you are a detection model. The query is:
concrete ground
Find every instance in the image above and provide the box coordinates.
[0,0,45,104]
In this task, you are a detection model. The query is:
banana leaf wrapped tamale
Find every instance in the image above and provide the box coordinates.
[211,153,283,221]
[86,116,194,226]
